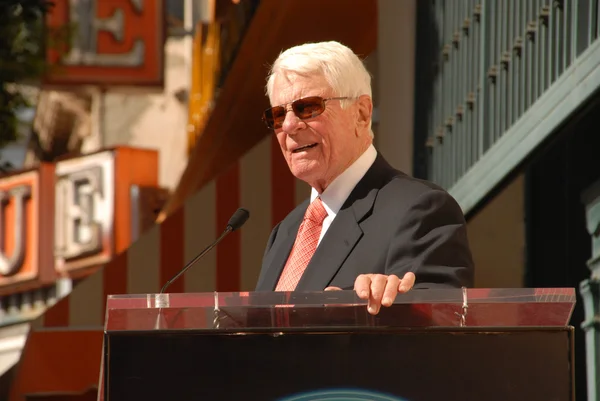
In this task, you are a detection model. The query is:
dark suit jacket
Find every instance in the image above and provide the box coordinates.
[255,153,474,291]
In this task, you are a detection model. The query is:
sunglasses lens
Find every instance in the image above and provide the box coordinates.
[264,106,286,129]
[293,96,325,119]
[263,97,328,129]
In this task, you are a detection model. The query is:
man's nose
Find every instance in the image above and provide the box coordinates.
[281,109,304,133]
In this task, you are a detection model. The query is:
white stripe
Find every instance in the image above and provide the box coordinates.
[183,181,217,293]
[127,224,161,294]
[69,270,104,326]
[240,136,272,291]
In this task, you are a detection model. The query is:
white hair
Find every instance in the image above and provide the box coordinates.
[265,41,372,111]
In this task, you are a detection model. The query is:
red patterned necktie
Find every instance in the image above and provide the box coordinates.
[275,197,328,291]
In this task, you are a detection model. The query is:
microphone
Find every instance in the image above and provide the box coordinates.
[158,207,250,295]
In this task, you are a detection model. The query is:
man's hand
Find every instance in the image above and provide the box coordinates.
[325,272,416,315]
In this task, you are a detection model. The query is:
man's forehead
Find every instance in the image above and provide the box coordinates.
[271,71,330,104]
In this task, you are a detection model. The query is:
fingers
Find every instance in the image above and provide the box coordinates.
[381,275,401,307]
[367,274,389,315]
[354,274,372,299]
[353,273,416,315]
[324,286,342,291]
[398,272,416,293]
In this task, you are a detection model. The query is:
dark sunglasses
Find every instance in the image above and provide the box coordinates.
[261,96,350,129]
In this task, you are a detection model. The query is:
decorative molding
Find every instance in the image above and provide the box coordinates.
[450,39,600,216]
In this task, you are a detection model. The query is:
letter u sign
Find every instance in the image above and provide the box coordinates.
[0,186,32,276]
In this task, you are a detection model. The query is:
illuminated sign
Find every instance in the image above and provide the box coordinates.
[0,167,55,296]
[0,186,31,276]
[55,151,115,275]
[44,0,165,88]
[0,147,158,293]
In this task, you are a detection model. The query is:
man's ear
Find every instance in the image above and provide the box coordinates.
[356,95,373,129]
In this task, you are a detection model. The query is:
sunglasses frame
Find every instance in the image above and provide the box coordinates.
[261,96,350,129]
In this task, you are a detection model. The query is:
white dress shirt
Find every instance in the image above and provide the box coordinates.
[310,144,377,244]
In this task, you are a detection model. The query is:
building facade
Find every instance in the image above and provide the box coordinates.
[1,1,598,400]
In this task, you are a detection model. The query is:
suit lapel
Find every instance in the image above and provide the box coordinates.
[294,205,364,291]
[295,156,390,291]
[258,154,398,292]
[256,200,307,291]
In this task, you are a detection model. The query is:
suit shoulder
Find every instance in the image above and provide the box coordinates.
[369,155,447,198]
[381,170,447,197]
[378,172,463,213]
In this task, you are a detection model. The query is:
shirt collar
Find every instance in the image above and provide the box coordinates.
[310,144,377,216]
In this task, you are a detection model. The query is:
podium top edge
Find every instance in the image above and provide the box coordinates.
[105,287,576,307]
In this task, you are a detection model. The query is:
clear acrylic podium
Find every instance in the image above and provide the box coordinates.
[101,288,576,401]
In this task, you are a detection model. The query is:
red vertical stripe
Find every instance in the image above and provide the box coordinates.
[271,136,296,226]
[160,208,185,293]
[43,297,69,327]
[216,162,241,291]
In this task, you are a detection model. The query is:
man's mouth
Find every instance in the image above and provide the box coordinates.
[292,143,318,153]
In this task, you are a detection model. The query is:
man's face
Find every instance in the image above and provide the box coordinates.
[270,72,366,192]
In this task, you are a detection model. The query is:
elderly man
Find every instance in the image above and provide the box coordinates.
[255,41,474,314]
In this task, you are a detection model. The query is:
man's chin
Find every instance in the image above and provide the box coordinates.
[290,166,321,185]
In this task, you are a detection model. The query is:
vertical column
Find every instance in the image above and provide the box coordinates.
[376,0,416,175]
[581,179,600,401]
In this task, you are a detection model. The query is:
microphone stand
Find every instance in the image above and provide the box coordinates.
[153,228,231,329]
[153,207,250,329]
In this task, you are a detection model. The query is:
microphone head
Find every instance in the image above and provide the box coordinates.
[227,208,250,231]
